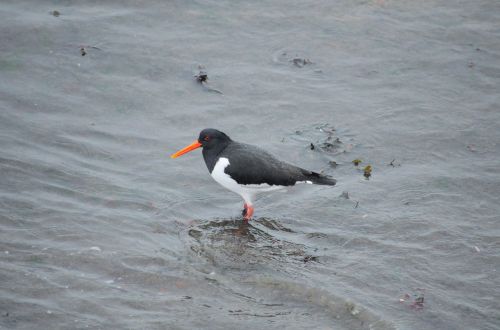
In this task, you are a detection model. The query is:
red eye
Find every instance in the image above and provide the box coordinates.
[204,136,210,141]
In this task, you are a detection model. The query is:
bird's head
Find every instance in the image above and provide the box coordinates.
[170,128,231,158]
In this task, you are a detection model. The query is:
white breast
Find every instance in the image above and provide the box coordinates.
[210,157,285,206]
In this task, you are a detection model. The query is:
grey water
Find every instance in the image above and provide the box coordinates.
[1,0,500,329]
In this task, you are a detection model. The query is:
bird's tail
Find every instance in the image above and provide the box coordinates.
[301,169,337,186]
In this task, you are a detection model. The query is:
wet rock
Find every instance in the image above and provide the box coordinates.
[51,10,60,17]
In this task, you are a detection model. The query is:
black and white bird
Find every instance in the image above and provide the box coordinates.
[171,129,336,221]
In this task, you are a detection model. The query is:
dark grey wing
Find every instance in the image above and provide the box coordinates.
[221,143,308,186]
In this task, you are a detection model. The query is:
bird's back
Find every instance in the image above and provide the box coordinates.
[220,142,334,186]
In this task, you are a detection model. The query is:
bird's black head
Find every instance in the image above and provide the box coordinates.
[170,128,231,163]
[198,128,231,150]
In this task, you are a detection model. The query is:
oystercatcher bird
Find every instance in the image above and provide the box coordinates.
[171,129,336,221]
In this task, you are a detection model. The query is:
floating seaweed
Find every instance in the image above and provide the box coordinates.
[194,65,223,94]
[78,44,102,56]
[303,255,318,263]
[195,69,208,83]
[399,288,425,310]
[363,165,372,179]
[291,57,313,68]
[272,49,315,69]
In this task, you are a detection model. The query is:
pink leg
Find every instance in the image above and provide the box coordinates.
[243,205,254,222]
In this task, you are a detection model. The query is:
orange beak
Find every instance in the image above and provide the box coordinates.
[170,140,202,158]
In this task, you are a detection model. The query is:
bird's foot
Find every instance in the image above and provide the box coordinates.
[242,204,254,222]
[242,203,250,216]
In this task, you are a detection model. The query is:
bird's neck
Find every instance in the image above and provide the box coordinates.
[202,140,231,173]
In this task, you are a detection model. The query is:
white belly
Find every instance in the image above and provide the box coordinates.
[210,157,284,205]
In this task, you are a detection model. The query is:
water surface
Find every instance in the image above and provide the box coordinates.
[1,0,500,329]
